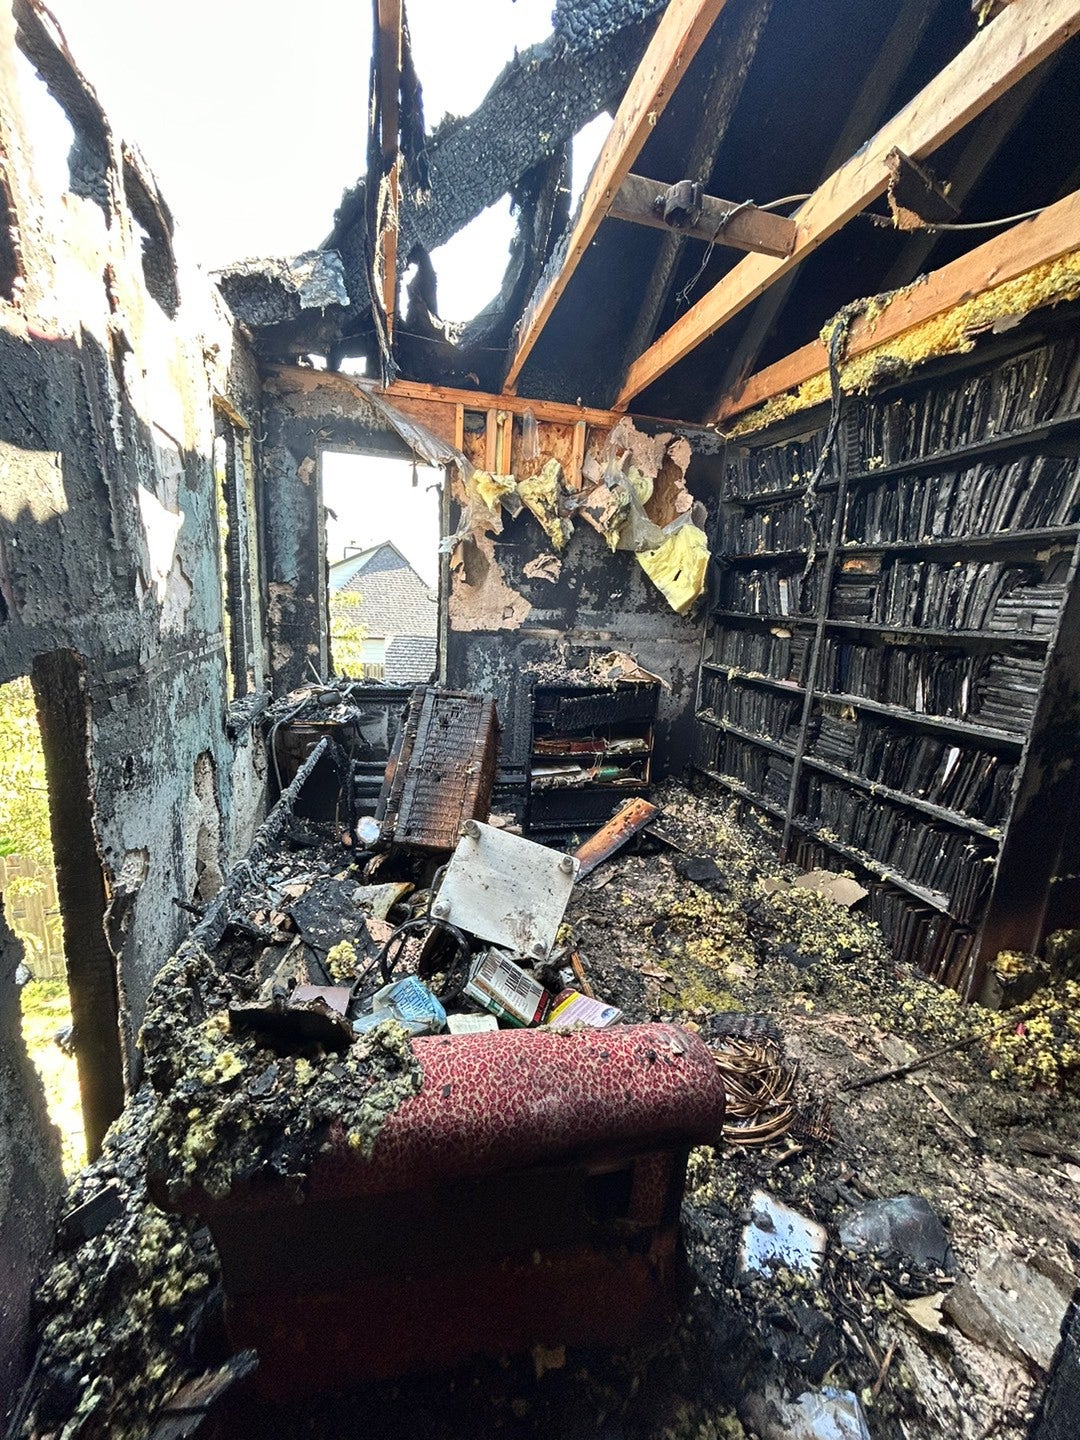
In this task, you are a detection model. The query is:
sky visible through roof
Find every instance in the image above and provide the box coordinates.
[38,0,610,581]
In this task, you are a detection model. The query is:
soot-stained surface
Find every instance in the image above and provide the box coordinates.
[18,782,1080,1440]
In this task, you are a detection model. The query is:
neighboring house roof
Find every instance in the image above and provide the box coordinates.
[386,635,437,684]
[328,541,438,644]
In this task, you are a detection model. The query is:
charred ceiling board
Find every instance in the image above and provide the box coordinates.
[712,187,1080,424]
[616,0,1080,407]
[503,0,733,393]
[327,14,654,316]
[702,0,940,418]
[616,0,775,384]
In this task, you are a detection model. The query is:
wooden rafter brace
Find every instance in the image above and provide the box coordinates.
[374,0,403,342]
[609,173,795,258]
[502,0,732,394]
[711,187,1080,426]
[616,0,1080,409]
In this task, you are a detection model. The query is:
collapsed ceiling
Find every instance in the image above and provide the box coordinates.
[217,0,1080,422]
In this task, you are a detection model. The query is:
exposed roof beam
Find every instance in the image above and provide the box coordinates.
[706,0,938,419]
[502,0,731,394]
[616,0,1080,408]
[374,0,403,341]
[617,0,774,395]
[711,187,1080,426]
[609,173,795,258]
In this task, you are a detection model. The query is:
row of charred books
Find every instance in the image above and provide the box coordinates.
[789,836,975,985]
[718,555,1066,638]
[722,333,1080,502]
[718,493,837,556]
[854,333,1080,469]
[844,453,1080,545]
[701,672,1017,824]
[810,707,1016,826]
[799,774,995,924]
[691,726,995,924]
[830,556,1065,635]
[706,625,1042,736]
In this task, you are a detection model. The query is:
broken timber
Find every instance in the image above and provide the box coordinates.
[503,0,731,393]
[374,0,403,342]
[615,0,1080,406]
[608,173,796,258]
[712,186,1080,424]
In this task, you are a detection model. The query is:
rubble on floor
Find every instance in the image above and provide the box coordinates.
[16,778,1080,1440]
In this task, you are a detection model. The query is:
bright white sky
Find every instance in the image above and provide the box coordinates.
[34,0,610,579]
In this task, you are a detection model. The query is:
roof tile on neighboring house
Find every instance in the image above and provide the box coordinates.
[386,635,437,684]
[328,542,438,639]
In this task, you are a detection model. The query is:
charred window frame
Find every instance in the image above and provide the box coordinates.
[213,402,264,701]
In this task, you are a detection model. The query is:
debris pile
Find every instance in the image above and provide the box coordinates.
[17,759,1080,1439]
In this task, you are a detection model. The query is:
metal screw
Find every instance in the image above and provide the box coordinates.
[432,899,451,919]
[461,820,481,841]
[560,854,576,875]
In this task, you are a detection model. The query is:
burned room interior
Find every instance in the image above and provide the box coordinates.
[5,0,1080,1435]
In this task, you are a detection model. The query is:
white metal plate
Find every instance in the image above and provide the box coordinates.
[434,822,578,959]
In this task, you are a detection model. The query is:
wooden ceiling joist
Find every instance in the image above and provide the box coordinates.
[615,0,1080,409]
[609,173,796,258]
[712,186,1080,426]
[502,0,731,394]
[375,0,403,342]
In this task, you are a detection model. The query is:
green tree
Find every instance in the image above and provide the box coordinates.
[0,676,55,893]
[329,590,368,676]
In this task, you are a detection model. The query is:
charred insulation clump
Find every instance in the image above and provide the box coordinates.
[22,1088,219,1440]
[140,943,422,1204]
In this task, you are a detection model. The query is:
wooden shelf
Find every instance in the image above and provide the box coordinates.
[801,754,1002,840]
[695,709,796,757]
[724,524,1080,564]
[820,690,1025,750]
[822,618,1050,649]
[724,409,1080,507]
[701,662,1026,748]
[791,821,953,915]
[702,661,803,694]
[699,769,787,822]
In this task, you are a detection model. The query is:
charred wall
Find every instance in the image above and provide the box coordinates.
[0,0,268,1398]
[259,367,722,790]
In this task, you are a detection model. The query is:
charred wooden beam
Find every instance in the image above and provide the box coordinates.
[617,0,1080,408]
[503,0,731,393]
[609,173,795,258]
[712,187,1080,425]
[374,0,403,342]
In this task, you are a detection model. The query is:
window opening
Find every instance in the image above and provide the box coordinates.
[214,408,263,700]
[322,451,440,685]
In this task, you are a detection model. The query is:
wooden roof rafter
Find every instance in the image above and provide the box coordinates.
[374,0,403,343]
[615,0,1080,410]
[502,0,732,395]
[711,186,1080,426]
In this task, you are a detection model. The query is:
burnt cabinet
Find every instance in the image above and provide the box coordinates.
[526,681,659,835]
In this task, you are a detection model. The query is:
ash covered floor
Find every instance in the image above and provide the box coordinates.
[17,782,1080,1440]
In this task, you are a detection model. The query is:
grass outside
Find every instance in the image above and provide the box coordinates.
[20,978,86,1174]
